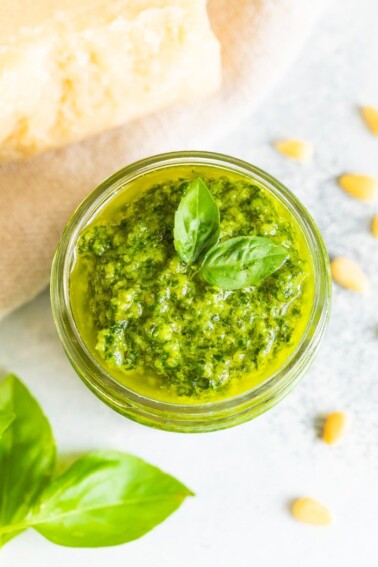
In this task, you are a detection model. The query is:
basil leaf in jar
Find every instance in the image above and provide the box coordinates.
[174,178,220,264]
[201,236,289,290]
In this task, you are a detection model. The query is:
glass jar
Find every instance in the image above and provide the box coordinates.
[51,151,331,433]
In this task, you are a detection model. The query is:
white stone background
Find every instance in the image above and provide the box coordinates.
[1,0,378,565]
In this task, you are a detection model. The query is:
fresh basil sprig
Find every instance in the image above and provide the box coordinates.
[0,375,192,548]
[173,179,289,288]
[201,236,289,290]
[174,178,220,264]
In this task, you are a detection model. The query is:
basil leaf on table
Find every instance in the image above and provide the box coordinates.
[0,375,56,545]
[0,411,14,437]
[29,451,193,548]
[174,178,220,264]
[201,236,289,290]
[0,376,192,549]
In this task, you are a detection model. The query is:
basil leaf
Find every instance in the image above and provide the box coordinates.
[174,178,220,264]
[201,236,289,290]
[0,375,56,545]
[30,451,193,547]
[0,412,14,437]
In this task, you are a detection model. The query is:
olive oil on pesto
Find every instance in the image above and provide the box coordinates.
[70,166,314,404]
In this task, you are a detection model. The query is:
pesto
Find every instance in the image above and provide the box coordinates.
[71,172,313,401]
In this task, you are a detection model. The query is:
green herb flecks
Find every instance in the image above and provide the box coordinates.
[72,174,310,398]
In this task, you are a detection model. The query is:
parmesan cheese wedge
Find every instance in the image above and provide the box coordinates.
[0,0,221,161]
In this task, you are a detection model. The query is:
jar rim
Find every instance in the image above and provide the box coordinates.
[51,151,331,432]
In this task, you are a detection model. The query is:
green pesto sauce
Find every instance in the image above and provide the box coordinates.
[70,167,314,404]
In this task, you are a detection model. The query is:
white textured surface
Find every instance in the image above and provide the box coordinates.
[1,0,378,564]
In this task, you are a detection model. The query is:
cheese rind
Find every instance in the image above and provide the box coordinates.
[0,0,221,161]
